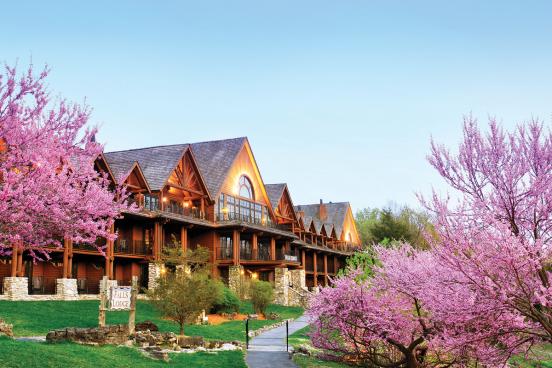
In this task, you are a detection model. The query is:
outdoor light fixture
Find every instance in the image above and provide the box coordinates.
[240,269,245,276]
[221,207,229,214]
[182,201,190,208]
[162,197,167,203]
[160,265,166,275]
[252,272,258,280]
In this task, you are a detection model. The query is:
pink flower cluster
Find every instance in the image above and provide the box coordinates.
[0,64,133,259]
[309,118,552,368]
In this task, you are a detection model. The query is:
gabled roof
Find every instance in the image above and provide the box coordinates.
[104,144,189,191]
[190,137,246,198]
[265,183,287,211]
[323,223,334,237]
[295,202,351,239]
[312,218,323,235]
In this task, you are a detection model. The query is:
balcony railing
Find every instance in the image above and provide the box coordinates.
[29,276,57,295]
[114,239,153,255]
[257,245,271,261]
[217,246,233,260]
[240,246,253,260]
[161,205,205,220]
[216,213,288,232]
[73,243,101,252]
[276,248,299,262]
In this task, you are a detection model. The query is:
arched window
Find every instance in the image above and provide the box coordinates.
[238,175,254,199]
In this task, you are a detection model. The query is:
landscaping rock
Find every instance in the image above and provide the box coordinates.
[143,346,170,362]
[0,319,13,338]
[266,312,280,320]
[177,335,204,348]
[247,314,259,320]
[135,320,159,332]
[46,324,130,345]
[134,330,177,347]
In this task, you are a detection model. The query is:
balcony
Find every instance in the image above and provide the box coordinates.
[216,213,289,232]
[217,246,233,260]
[114,239,153,256]
[276,248,299,262]
[73,243,101,252]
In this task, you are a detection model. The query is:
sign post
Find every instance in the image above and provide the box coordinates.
[98,275,138,333]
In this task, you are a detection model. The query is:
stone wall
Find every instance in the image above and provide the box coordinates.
[3,277,28,300]
[288,269,310,307]
[46,324,131,345]
[273,267,289,306]
[228,265,244,297]
[56,278,78,300]
[148,263,162,290]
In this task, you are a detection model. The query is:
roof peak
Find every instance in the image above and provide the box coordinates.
[105,137,247,155]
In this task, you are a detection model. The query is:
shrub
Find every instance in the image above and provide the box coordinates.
[250,280,273,316]
[212,284,240,314]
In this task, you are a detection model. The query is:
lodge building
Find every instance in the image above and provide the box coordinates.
[0,137,361,302]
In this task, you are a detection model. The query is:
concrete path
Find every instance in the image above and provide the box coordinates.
[245,315,309,368]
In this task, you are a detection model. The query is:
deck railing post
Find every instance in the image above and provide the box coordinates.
[286,320,289,352]
[245,319,249,349]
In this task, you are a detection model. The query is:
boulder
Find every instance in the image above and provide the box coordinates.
[46,324,130,345]
[135,320,159,332]
[0,319,13,338]
[266,312,280,320]
[177,335,204,348]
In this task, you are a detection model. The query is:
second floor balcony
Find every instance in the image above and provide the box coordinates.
[114,239,153,256]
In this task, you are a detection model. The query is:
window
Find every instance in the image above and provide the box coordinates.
[238,175,254,199]
[144,194,159,211]
[219,236,233,260]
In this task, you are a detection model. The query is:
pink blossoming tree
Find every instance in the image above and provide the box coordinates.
[0,63,131,260]
[309,118,552,367]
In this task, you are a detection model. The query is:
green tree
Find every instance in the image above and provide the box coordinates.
[355,205,434,249]
[249,280,273,316]
[338,248,378,281]
[147,247,222,336]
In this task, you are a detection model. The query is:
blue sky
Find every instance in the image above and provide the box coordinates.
[2,1,551,211]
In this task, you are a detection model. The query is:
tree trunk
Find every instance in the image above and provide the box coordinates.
[180,324,184,336]
[405,351,419,368]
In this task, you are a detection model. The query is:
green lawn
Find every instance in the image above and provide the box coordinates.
[0,336,246,368]
[289,326,349,368]
[0,300,303,341]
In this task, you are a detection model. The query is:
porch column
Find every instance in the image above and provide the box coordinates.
[270,238,276,261]
[68,239,73,278]
[105,224,115,279]
[323,254,328,286]
[334,255,338,274]
[181,226,188,253]
[313,252,318,287]
[301,249,306,269]
[10,243,18,277]
[17,244,24,277]
[252,233,258,261]
[232,230,240,265]
[153,222,162,261]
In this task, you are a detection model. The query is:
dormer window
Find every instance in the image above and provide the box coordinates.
[239,175,254,200]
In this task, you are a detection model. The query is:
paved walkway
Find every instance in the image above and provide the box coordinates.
[245,315,309,368]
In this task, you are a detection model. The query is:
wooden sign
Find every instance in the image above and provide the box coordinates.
[109,286,132,310]
[98,276,138,334]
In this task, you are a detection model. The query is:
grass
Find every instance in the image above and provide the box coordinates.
[289,326,350,368]
[0,336,246,368]
[0,300,303,341]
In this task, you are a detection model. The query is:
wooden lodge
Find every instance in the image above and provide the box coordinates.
[0,137,361,299]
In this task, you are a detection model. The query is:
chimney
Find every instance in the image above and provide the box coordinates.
[319,199,327,221]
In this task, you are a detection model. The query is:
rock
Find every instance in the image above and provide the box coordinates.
[46,324,130,345]
[247,314,259,320]
[266,312,280,320]
[135,330,177,347]
[143,346,170,362]
[136,320,159,332]
[177,335,204,348]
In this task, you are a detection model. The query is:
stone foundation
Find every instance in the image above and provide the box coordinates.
[274,267,289,306]
[56,278,78,300]
[288,269,310,307]
[3,277,28,300]
[148,263,162,290]
[228,265,244,297]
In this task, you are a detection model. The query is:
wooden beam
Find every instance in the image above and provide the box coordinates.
[63,237,70,278]
[181,226,188,253]
[270,238,276,261]
[313,252,318,287]
[11,243,18,277]
[323,254,328,286]
[232,230,240,266]
[252,233,258,261]
[301,249,306,270]
[153,222,162,261]
[166,183,205,196]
